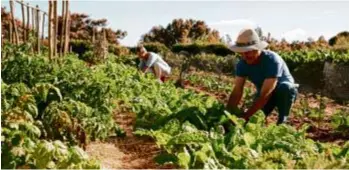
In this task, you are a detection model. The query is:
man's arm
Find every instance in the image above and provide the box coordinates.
[140,53,158,73]
[226,76,246,111]
[142,66,149,73]
[139,60,147,73]
[243,78,278,120]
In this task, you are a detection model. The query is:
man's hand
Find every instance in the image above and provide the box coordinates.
[244,78,278,120]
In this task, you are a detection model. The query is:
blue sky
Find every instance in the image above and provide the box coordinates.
[2,1,349,46]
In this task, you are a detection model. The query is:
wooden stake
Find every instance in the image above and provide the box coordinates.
[36,5,40,54]
[9,0,19,44]
[64,0,70,55]
[48,1,53,60]
[32,7,35,30]
[41,13,45,40]
[60,0,65,57]
[26,3,30,40]
[21,0,26,42]
[9,22,13,43]
[53,0,58,57]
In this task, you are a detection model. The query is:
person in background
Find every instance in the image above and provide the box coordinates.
[226,28,298,125]
[137,46,171,83]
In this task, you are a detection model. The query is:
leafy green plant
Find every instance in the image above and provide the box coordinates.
[331,108,349,135]
[1,84,101,169]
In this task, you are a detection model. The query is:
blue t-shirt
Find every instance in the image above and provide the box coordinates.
[235,50,294,92]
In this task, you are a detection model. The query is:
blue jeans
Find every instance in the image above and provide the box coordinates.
[256,82,298,124]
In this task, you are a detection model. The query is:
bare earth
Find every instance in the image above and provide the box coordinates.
[86,111,175,169]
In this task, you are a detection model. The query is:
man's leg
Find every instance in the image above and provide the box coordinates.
[153,63,164,82]
[274,82,298,124]
[154,63,170,82]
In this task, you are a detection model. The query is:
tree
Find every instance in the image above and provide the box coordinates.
[315,35,329,48]
[140,18,221,47]
[58,13,127,44]
[254,26,263,40]
[1,7,25,42]
[307,37,315,43]
[221,34,233,44]
[328,31,349,46]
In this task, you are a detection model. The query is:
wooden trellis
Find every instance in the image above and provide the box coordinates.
[6,0,70,60]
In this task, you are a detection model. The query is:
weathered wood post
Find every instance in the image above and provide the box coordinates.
[9,22,13,43]
[32,7,35,30]
[63,0,70,55]
[53,0,58,57]
[41,13,45,40]
[59,0,65,57]
[48,1,53,60]
[21,0,26,42]
[9,0,19,44]
[36,5,40,53]
[26,3,30,40]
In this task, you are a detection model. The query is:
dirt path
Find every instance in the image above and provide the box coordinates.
[86,111,176,169]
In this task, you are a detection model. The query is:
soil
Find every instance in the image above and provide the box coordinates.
[86,111,176,169]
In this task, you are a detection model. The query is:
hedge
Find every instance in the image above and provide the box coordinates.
[70,40,93,57]
[109,44,130,56]
[70,40,131,58]
[128,42,170,54]
[172,43,234,56]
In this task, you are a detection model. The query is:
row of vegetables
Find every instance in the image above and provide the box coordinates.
[2,43,349,168]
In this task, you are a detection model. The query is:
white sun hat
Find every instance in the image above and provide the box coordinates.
[229,28,269,53]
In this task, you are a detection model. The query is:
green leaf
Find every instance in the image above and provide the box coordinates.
[243,132,256,147]
[177,147,191,169]
[154,153,178,165]
[69,146,89,163]
[248,110,265,125]
[224,111,245,128]
[26,103,38,118]
[167,131,209,145]
[10,146,26,157]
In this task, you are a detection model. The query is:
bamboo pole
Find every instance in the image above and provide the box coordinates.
[60,0,65,57]
[9,22,13,43]
[31,7,36,52]
[64,0,70,55]
[41,13,45,40]
[32,7,35,30]
[36,5,40,54]
[21,0,26,42]
[53,0,58,57]
[26,3,30,40]
[9,0,19,44]
[48,1,53,60]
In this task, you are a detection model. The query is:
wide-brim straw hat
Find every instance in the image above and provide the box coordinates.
[229,28,269,53]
